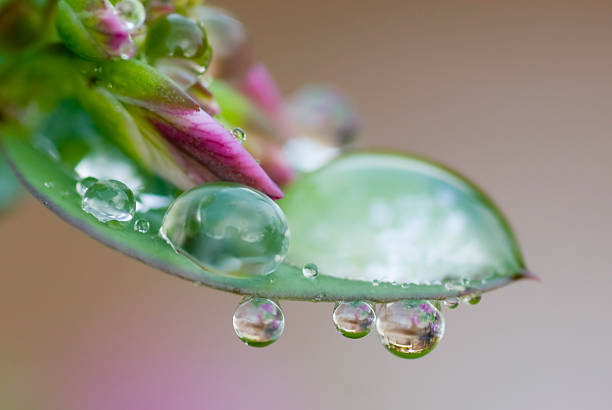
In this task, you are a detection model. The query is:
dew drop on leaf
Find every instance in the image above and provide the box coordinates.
[81,179,136,223]
[302,263,318,279]
[233,297,285,347]
[160,183,290,277]
[332,301,376,339]
[133,219,150,234]
[376,300,445,359]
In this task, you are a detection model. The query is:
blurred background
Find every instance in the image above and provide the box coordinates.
[1,0,611,408]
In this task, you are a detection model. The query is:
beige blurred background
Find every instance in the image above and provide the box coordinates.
[2,0,612,408]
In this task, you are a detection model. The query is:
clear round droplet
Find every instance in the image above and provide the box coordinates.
[134,219,150,234]
[81,179,136,224]
[76,177,98,196]
[116,0,146,31]
[443,298,459,309]
[302,263,318,279]
[233,297,284,347]
[231,127,246,144]
[332,301,376,339]
[376,300,445,359]
[160,183,290,277]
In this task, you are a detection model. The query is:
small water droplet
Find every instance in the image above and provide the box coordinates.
[463,293,482,305]
[160,183,290,277]
[376,300,445,359]
[231,127,246,144]
[302,263,318,279]
[133,219,150,234]
[443,298,459,309]
[401,283,410,289]
[193,281,203,287]
[43,181,55,189]
[76,177,98,196]
[115,0,146,31]
[332,301,376,339]
[233,297,284,347]
[81,179,135,223]
[372,279,380,287]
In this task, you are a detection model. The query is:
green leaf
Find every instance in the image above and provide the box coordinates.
[0,154,21,213]
[2,115,528,301]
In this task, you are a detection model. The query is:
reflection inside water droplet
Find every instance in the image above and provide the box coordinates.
[332,301,376,339]
[233,297,284,347]
[376,300,445,359]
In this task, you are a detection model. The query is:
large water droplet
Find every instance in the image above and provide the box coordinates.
[302,263,318,279]
[376,300,445,359]
[116,0,146,31]
[233,297,284,347]
[332,301,376,339]
[81,179,136,224]
[160,183,290,277]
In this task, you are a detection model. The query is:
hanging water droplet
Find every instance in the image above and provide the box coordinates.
[443,298,459,309]
[376,300,445,359]
[133,219,150,234]
[76,177,98,196]
[302,263,318,279]
[332,301,376,339]
[81,179,136,224]
[463,293,482,305]
[160,183,290,277]
[233,297,284,347]
[115,0,146,31]
[231,127,246,144]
